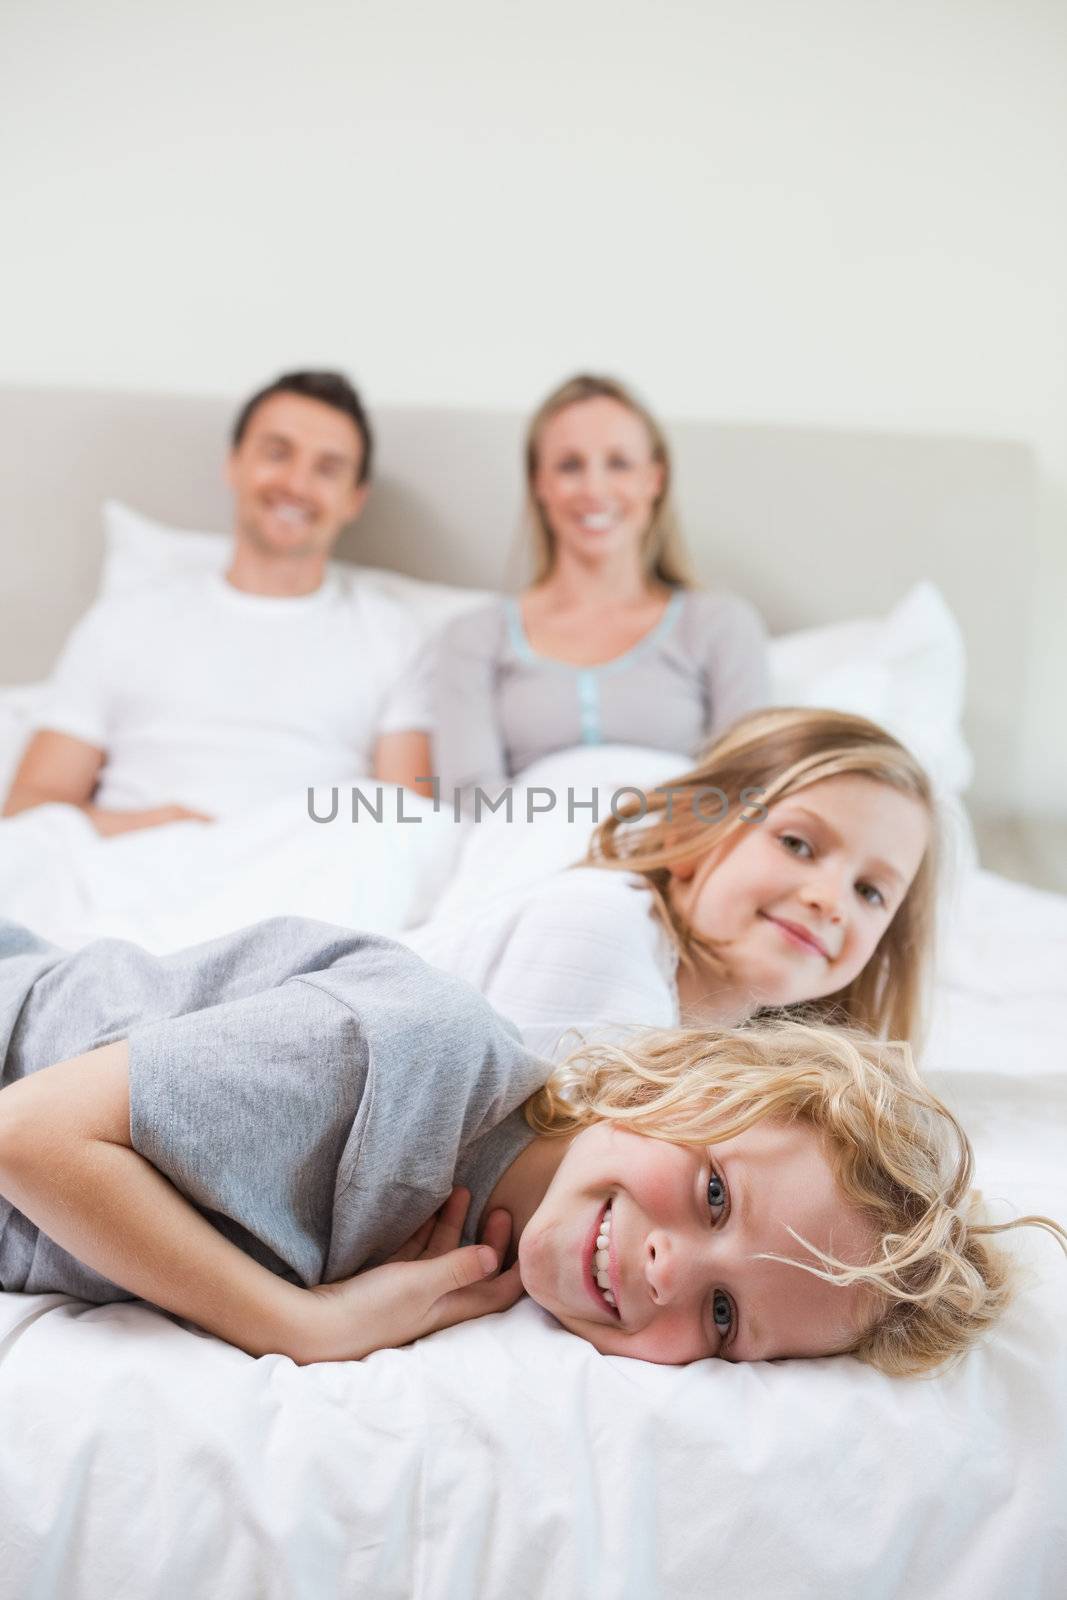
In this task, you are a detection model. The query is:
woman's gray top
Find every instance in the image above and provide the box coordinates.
[431,589,768,802]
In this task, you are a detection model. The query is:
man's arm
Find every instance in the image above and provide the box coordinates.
[0,1042,518,1363]
[372,730,434,797]
[3,728,105,816]
[3,729,210,834]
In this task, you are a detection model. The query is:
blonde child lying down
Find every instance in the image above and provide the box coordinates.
[0,919,1060,1373]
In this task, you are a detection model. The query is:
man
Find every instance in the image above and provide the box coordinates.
[3,372,432,835]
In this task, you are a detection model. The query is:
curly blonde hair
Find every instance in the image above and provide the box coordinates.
[524,373,696,587]
[524,1019,1065,1377]
[588,706,938,1042]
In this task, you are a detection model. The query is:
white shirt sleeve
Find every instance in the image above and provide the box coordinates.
[377,640,434,736]
[480,871,679,1061]
[37,596,130,749]
[358,587,433,736]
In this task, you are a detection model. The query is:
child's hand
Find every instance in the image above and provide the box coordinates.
[295,1189,523,1364]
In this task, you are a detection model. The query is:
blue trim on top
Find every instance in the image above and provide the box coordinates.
[503,596,536,664]
[600,588,685,677]
[504,590,684,672]
[503,590,686,746]
[577,670,601,743]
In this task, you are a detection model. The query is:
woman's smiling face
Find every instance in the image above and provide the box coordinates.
[532,397,665,568]
[667,774,930,1013]
[518,1119,875,1365]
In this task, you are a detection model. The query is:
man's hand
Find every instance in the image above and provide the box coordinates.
[84,803,214,837]
[2,731,212,833]
[295,1189,524,1364]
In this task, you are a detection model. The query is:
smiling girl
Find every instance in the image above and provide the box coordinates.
[590,706,935,1037]
[407,707,938,1058]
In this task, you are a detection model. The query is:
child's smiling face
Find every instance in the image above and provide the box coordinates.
[667,774,930,1013]
[518,1119,876,1365]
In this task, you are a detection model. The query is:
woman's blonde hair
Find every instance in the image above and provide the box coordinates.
[588,707,938,1042]
[524,374,696,587]
[525,1020,1066,1377]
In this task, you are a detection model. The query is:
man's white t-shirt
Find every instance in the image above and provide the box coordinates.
[39,571,431,816]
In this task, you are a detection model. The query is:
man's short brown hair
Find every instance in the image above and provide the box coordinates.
[231,371,373,485]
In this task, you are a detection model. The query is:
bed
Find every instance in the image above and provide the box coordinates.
[0,388,1063,1599]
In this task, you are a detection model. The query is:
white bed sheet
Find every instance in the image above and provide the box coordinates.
[1,870,1065,1598]
[0,786,465,953]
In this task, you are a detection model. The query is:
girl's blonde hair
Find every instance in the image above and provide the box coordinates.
[525,374,696,587]
[588,706,938,1042]
[525,1020,1066,1377]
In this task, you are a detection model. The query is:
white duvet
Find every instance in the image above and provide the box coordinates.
[0,787,467,953]
[1,748,1065,1599]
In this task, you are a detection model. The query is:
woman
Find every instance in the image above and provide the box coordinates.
[430,375,768,807]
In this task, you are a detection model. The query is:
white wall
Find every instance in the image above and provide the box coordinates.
[3,0,1065,812]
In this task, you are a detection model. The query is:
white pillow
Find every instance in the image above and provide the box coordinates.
[101,500,230,599]
[768,580,973,796]
[100,499,493,637]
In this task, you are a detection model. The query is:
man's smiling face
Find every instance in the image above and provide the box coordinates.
[226,391,367,563]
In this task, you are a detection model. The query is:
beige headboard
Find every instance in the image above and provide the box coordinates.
[0,384,1036,816]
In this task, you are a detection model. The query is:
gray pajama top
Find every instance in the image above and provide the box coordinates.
[0,918,544,1304]
[430,588,768,802]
